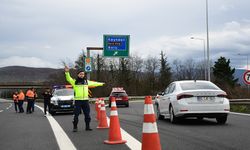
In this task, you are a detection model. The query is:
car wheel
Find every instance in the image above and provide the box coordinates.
[50,110,56,116]
[169,105,178,123]
[156,105,164,120]
[126,103,129,107]
[216,115,227,124]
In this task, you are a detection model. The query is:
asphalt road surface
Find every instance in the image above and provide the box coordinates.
[0,99,250,150]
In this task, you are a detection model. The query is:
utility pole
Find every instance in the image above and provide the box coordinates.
[206,0,211,81]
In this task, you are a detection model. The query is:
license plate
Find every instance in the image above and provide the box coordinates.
[61,105,70,108]
[198,97,215,101]
[116,98,122,100]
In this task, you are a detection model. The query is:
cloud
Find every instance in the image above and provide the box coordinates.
[44,45,52,49]
[219,4,234,12]
[132,20,250,69]
[0,56,60,68]
[1,0,250,70]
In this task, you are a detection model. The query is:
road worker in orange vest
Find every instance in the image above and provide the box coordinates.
[26,88,35,114]
[13,91,19,113]
[18,90,25,113]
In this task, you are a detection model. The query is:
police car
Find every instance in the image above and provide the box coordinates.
[50,85,74,115]
[109,87,129,107]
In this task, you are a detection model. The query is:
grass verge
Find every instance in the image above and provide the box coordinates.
[230,104,250,114]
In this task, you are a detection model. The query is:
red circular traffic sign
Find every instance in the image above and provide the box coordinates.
[243,70,250,85]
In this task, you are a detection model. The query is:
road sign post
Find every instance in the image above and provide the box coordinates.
[103,35,130,57]
[84,57,93,73]
[85,47,103,80]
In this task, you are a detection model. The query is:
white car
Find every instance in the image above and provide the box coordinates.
[155,80,230,124]
[50,88,74,115]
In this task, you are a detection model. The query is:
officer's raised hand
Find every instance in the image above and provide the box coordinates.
[64,65,69,72]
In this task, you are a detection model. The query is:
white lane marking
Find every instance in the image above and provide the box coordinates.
[0,110,3,112]
[35,105,77,150]
[6,103,12,110]
[121,127,142,150]
[230,112,250,117]
[106,117,142,150]
[0,99,10,102]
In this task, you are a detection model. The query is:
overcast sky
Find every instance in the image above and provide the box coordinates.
[1,0,250,69]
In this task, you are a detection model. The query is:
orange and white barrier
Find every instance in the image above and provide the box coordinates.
[104,97,127,144]
[142,96,161,150]
[97,98,109,129]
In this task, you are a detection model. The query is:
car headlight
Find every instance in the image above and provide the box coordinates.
[51,99,58,105]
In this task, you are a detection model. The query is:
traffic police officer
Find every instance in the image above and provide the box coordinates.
[65,66,104,132]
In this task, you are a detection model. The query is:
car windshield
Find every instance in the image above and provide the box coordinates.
[180,82,220,90]
[111,92,127,97]
[54,89,74,96]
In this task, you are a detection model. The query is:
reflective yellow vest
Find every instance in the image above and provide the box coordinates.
[65,72,104,100]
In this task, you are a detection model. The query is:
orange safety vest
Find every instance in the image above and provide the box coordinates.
[26,90,35,99]
[13,94,18,102]
[18,92,25,101]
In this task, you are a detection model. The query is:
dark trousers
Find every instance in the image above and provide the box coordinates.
[32,100,35,112]
[73,100,91,127]
[26,99,34,113]
[44,100,50,114]
[18,101,24,113]
[14,102,18,112]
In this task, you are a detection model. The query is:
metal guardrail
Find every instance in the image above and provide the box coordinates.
[229,99,250,105]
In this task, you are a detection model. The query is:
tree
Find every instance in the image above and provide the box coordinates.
[159,51,171,91]
[130,55,144,95]
[213,56,238,89]
[75,52,86,70]
[118,58,131,88]
[172,58,205,81]
[144,56,159,94]
[95,54,104,81]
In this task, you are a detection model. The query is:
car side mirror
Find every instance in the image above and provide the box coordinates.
[161,92,165,96]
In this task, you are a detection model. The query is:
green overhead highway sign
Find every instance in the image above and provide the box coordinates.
[103,35,130,57]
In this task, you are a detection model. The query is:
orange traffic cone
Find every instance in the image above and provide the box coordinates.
[97,98,109,129]
[104,97,127,144]
[95,98,100,120]
[142,96,161,150]
[97,98,102,121]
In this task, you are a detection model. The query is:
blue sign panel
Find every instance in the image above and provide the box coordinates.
[103,35,130,57]
[107,36,127,51]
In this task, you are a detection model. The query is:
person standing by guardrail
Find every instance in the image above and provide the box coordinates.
[26,88,35,114]
[13,91,19,113]
[18,90,25,113]
[64,65,105,132]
